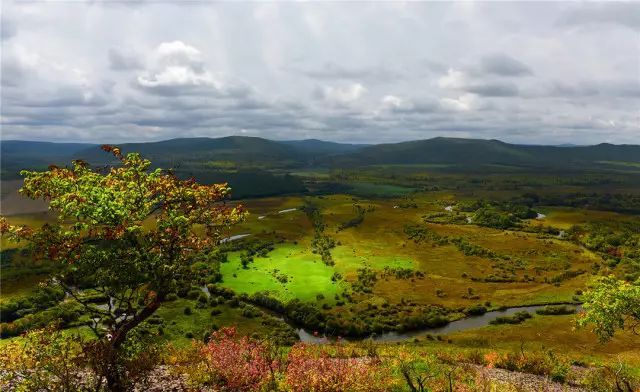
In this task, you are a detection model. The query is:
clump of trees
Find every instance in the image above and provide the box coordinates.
[381,266,424,280]
[302,200,337,265]
[337,204,366,231]
[536,305,576,316]
[489,311,532,325]
[353,268,378,293]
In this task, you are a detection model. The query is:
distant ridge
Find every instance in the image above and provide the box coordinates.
[2,136,639,178]
[326,137,640,168]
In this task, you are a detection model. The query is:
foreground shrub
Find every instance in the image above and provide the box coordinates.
[481,349,571,381]
[0,325,86,392]
[85,330,162,392]
[582,362,640,392]
[200,327,277,391]
[399,353,479,392]
[285,343,391,392]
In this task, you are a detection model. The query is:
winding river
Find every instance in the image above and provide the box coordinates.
[298,304,581,344]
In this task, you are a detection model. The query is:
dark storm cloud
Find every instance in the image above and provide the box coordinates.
[1,17,16,40]
[558,2,640,31]
[477,54,533,77]
[300,62,400,83]
[108,49,143,71]
[548,79,640,98]
[467,81,520,97]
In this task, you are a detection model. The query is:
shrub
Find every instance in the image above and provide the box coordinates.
[0,325,85,392]
[165,293,178,301]
[242,305,261,319]
[489,311,532,325]
[200,327,275,391]
[285,343,391,392]
[464,305,488,316]
[582,363,640,392]
[187,289,202,300]
[535,305,575,316]
[184,307,193,315]
[197,293,209,304]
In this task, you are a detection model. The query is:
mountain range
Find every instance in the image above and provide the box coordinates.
[2,136,639,177]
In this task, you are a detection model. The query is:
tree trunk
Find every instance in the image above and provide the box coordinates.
[103,298,162,391]
[106,370,126,392]
[111,298,161,348]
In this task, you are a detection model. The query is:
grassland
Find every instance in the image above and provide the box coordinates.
[1,167,639,371]
[449,313,640,366]
[219,244,345,302]
[229,194,596,310]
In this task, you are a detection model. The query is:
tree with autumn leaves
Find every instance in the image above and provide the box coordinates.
[578,275,640,342]
[0,146,245,391]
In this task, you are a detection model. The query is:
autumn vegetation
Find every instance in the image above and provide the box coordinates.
[1,146,639,391]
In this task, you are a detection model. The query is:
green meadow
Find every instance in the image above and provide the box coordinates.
[219,244,345,302]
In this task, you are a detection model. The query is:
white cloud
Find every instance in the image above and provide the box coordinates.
[138,65,219,89]
[439,94,480,112]
[137,41,216,89]
[314,83,367,106]
[381,95,404,109]
[437,69,467,90]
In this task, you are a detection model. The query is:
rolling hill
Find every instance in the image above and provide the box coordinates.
[2,137,639,179]
[325,137,640,169]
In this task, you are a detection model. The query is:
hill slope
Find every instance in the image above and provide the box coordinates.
[2,137,639,177]
[328,137,640,168]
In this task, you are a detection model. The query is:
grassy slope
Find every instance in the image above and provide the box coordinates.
[449,314,640,366]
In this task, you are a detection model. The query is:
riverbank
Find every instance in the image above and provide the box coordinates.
[298,303,582,343]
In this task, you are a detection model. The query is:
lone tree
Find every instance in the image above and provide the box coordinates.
[0,146,245,391]
[577,275,640,342]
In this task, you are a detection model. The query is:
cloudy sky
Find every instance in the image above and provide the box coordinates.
[1,1,638,145]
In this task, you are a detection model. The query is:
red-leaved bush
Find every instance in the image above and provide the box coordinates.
[285,343,389,392]
[201,327,275,391]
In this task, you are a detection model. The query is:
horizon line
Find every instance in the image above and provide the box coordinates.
[2,135,637,148]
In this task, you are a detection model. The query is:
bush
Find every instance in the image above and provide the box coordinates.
[0,325,85,391]
[165,293,178,301]
[582,363,640,392]
[197,293,208,304]
[241,305,261,319]
[0,302,83,338]
[187,289,202,300]
[200,327,275,391]
[490,311,532,325]
[464,305,488,316]
[184,307,193,315]
[535,305,575,316]
[0,284,65,323]
[285,343,391,392]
